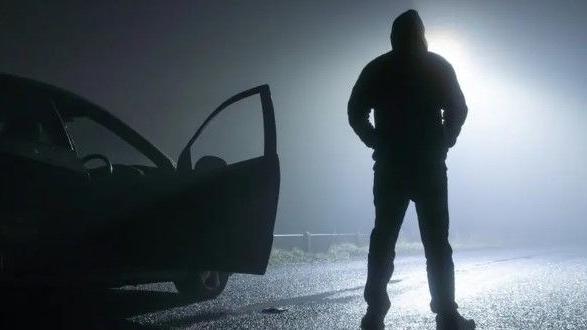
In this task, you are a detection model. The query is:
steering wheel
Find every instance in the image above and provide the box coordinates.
[81,154,113,175]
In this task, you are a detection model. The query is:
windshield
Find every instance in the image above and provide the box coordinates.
[64,114,155,167]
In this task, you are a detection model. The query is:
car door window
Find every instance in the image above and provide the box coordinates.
[191,95,263,166]
[65,116,155,167]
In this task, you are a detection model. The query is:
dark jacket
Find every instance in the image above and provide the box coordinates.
[348,10,467,165]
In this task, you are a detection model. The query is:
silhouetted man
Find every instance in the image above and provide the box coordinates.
[348,10,475,330]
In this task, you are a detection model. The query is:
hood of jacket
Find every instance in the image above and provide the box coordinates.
[391,9,428,53]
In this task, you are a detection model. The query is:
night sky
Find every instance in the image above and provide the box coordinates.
[2,0,586,244]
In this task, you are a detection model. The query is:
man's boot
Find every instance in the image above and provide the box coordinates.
[435,311,476,330]
[360,288,390,329]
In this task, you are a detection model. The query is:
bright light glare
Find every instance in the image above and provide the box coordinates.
[428,32,470,76]
[427,31,485,104]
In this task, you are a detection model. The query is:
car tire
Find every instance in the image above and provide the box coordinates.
[174,271,229,301]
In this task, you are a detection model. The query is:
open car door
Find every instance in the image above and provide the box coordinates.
[171,84,280,275]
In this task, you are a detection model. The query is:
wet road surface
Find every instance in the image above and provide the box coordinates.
[1,246,586,329]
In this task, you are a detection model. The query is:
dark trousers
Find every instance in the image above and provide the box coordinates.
[364,160,457,314]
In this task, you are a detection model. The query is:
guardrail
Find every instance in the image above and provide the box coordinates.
[273,232,370,252]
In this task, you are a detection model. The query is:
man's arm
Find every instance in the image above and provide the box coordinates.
[441,63,468,148]
[348,67,377,148]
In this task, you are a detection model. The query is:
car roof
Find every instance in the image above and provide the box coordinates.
[0,73,101,119]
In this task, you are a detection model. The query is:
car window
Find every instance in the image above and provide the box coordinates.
[65,116,155,167]
[0,92,69,148]
[191,95,263,165]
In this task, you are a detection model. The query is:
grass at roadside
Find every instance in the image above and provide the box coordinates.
[269,241,419,265]
[269,241,498,265]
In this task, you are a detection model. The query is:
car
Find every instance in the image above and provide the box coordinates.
[0,73,280,300]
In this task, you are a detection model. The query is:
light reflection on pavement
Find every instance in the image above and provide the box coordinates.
[127,246,587,329]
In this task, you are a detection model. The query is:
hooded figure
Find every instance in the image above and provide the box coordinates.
[348,10,475,330]
[349,9,468,165]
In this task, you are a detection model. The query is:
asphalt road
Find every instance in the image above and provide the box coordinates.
[1,246,586,329]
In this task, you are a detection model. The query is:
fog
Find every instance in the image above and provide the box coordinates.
[2,0,585,246]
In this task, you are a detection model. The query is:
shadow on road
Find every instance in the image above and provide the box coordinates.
[0,285,191,329]
[0,280,404,328]
[160,280,401,328]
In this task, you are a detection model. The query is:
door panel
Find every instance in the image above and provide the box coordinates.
[157,156,279,274]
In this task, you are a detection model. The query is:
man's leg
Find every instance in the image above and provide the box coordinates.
[362,165,409,328]
[414,168,475,329]
[414,169,456,314]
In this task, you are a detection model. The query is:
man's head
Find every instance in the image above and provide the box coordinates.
[390,9,428,53]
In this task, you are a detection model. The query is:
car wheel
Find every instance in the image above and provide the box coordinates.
[174,271,229,301]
